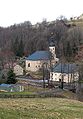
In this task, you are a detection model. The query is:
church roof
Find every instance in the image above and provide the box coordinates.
[26,51,51,61]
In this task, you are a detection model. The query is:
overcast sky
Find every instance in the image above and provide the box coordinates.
[0,0,83,27]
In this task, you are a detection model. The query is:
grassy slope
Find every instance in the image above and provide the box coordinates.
[68,20,83,27]
[0,98,83,119]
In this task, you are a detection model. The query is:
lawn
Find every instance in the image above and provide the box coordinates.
[0,98,83,119]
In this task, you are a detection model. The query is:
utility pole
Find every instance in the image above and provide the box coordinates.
[42,62,49,88]
[42,63,45,88]
[61,63,64,89]
[45,63,49,87]
[60,44,65,89]
[68,63,70,87]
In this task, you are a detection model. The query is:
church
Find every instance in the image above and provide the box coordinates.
[25,42,59,72]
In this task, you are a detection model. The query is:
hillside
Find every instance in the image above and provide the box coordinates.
[0,98,83,119]
[68,20,83,28]
[68,13,83,27]
[0,17,83,61]
[0,16,83,71]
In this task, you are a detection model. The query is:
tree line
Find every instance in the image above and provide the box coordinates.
[0,19,83,61]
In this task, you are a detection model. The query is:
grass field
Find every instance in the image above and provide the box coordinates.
[0,98,83,119]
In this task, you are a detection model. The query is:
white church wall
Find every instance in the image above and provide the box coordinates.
[26,60,50,72]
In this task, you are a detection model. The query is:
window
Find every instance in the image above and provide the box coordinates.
[59,79,61,82]
[64,73,66,76]
[51,73,53,75]
[28,63,30,67]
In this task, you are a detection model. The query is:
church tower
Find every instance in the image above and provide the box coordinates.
[49,40,56,60]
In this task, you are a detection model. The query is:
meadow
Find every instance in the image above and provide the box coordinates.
[0,98,83,119]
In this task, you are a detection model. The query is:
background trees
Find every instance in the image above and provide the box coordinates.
[0,19,83,62]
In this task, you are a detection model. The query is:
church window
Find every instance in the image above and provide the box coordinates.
[28,63,30,67]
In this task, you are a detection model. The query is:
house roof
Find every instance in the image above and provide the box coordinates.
[0,84,11,87]
[52,63,78,73]
[26,51,51,61]
[14,64,24,69]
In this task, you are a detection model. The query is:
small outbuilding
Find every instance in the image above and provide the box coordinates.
[14,64,24,76]
[0,84,24,92]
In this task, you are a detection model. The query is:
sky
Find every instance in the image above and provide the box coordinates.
[0,0,83,27]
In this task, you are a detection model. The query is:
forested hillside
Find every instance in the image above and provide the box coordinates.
[0,19,83,61]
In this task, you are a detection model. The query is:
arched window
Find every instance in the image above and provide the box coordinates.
[28,63,30,67]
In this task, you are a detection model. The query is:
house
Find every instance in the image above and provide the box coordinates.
[50,63,79,83]
[25,43,59,72]
[14,64,24,76]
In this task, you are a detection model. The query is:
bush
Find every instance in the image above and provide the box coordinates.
[6,69,17,84]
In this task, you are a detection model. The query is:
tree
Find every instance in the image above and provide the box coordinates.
[6,69,17,84]
[72,42,78,56]
[12,38,24,57]
[18,39,24,57]
[66,41,72,58]
[76,64,83,101]
[12,37,19,56]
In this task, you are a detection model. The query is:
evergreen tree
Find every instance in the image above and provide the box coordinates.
[12,38,24,57]
[12,37,19,56]
[6,69,17,84]
[18,39,24,57]
[66,41,72,57]
[72,42,78,56]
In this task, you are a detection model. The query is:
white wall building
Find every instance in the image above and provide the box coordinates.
[25,41,59,72]
[50,63,79,83]
[25,51,50,72]
[26,59,50,72]
[14,64,24,76]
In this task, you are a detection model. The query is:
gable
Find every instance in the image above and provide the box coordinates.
[14,65,23,70]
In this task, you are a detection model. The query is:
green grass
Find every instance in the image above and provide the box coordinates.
[0,91,34,95]
[0,98,82,119]
[0,87,78,99]
[0,85,49,98]
[0,91,36,98]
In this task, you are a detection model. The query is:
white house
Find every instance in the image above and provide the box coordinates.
[50,63,79,83]
[25,44,59,72]
[14,64,24,76]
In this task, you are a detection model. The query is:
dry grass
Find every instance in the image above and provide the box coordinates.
[0,98,83,119]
